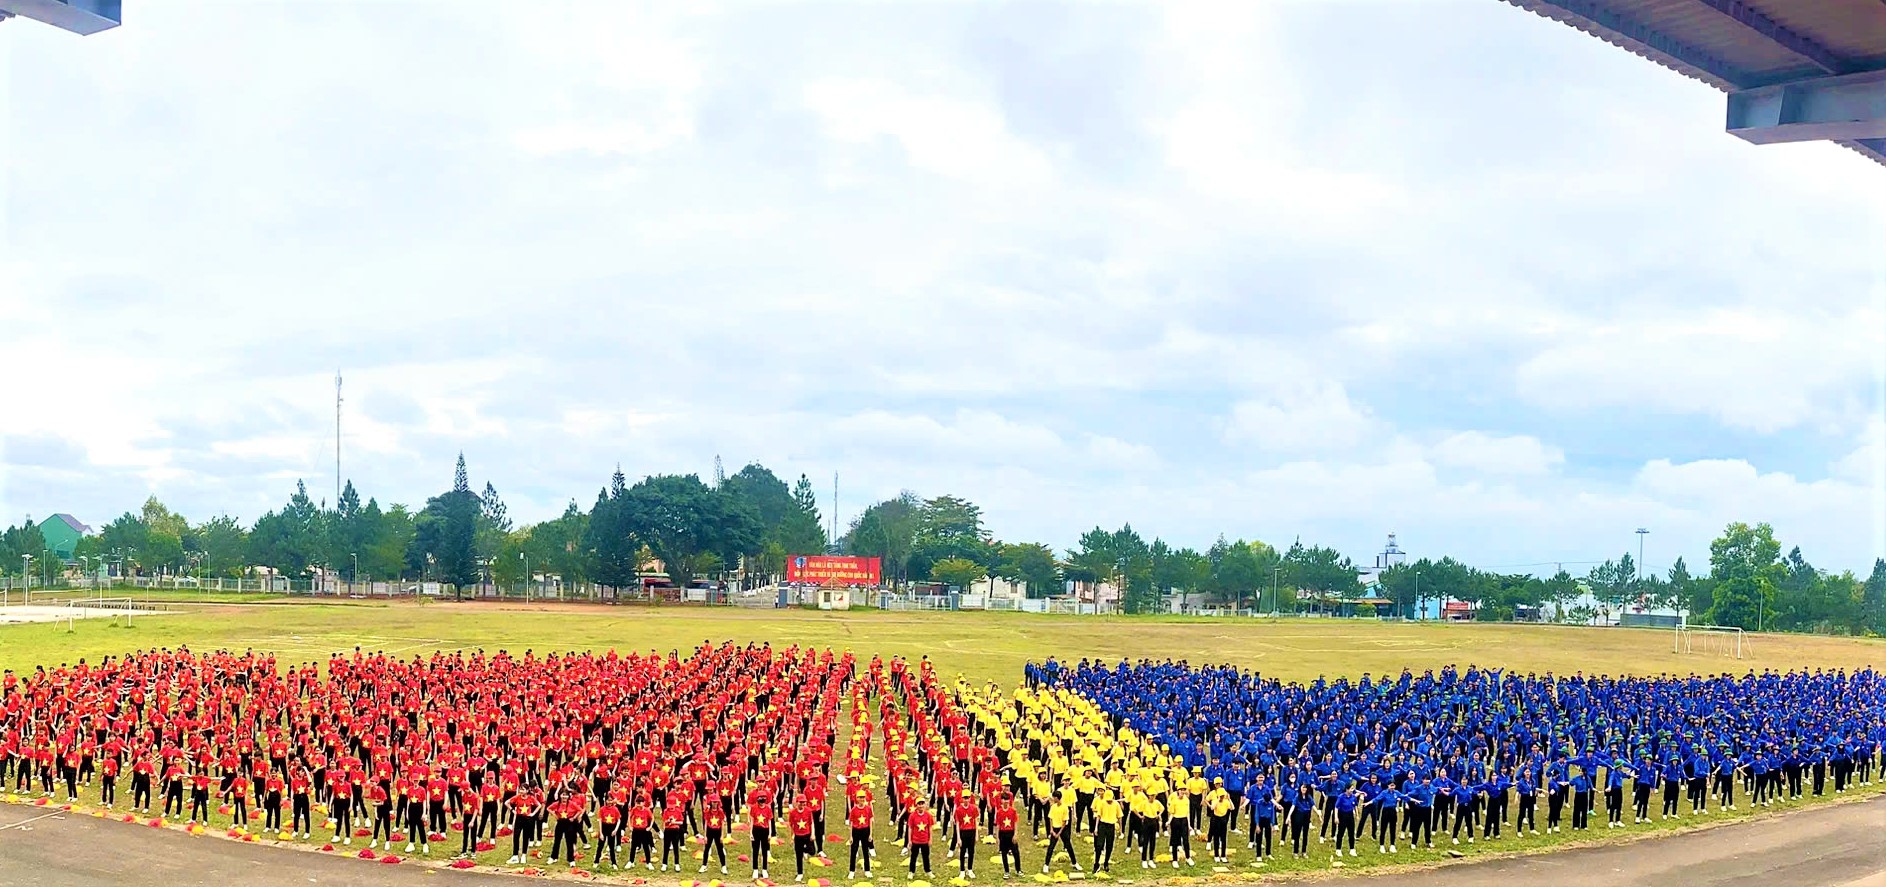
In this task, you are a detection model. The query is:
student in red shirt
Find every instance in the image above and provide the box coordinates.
[700,792,728,874]
[594,799,623,869]
[788,797,816,882]
[628,794,656,869]
[996,791,1023,876]
[290,767,314,838]
[846,792,874,879]
[660,794,688,872]
[367,781,393,848]
[749,786,776,880]
[906,797,935,876]
[264,771,286,832]
[954,789,980,878]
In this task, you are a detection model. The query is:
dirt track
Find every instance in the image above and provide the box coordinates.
[2,794,1881,887]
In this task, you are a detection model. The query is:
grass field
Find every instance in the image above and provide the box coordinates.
[3,599,1884,684]
[2,599,1883,883]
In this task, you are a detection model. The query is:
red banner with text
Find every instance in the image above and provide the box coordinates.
[785,555,882,586]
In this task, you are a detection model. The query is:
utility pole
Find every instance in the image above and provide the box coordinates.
[335,372,343,512]
[832,472,839,549]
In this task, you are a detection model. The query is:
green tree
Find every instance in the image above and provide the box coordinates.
[249,481,326,580]
[1215,540,1263,610]
[995,542,1061,598]
[1666,557,1699,613]
[930,557,985,592]
[618,473,760,590]
[723,464,827,573]
[408,455,481,594]
[1282,542,1361,611]
[365,502,415,581]
[1706,522,1784,629]
[844,493,922,586]
[585,469,641,592]
[532,500,591,590]
[909,495,989,581]
[1862,558,1886,635]
[196,514,249,578]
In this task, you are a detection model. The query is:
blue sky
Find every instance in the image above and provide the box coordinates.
[2,1,1883,575]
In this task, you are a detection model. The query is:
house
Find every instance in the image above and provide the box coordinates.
[37,514,90,561]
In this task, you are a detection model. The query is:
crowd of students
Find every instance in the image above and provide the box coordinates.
[5,645,1883,880]
[1018,659,1886,863]
[0,643,864,875]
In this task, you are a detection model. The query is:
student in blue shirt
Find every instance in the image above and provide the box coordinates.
[1570,766,1594,830]
[1513,760,1539,834]
[1545,758,1569,833]
[1287,777,1316,860]
[1246,776,1275,862]
[1450,778,1481,845]
[1662,756,1685,818]
[1331,782,1360,858]
[1603,758,1629,828]
[1375,783,1403,854]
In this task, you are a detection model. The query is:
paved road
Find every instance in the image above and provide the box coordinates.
[2,796,1882,887]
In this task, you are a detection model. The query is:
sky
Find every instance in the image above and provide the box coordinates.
[2,1,1883,577]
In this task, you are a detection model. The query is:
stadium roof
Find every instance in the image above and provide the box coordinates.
[1503,0,1886,166]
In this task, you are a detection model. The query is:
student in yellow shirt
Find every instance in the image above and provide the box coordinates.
[1043,794,1079,873]
[1135,793,1164,869]
[1091,789,1121,872]
[1205,778,1234,863]
[1166,787,1195,868]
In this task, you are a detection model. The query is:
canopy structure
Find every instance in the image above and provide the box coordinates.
[0,0,119,35]
[1504,0,1886,166]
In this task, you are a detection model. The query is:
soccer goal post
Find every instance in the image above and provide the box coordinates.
[1674,624,1746,659]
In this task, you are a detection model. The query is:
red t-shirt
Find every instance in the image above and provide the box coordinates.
[908,808,934,845]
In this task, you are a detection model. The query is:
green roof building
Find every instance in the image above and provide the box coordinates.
[37,513,90,561]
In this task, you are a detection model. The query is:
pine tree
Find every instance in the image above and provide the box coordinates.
[454,453,470,494]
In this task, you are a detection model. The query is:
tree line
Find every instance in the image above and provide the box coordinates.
[15,457,1886,635]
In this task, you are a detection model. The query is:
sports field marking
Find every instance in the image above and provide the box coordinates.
[0,811,66,831]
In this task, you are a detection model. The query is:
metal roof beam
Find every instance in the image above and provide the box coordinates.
[1504,0,1752,89]
[1690,0,1852,75]
[1728,69,1886,144]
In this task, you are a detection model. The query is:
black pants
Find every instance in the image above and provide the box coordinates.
[908,842,931,874]
[750,828,771,872]
[999,830,1022,872]
[594,823,620,865]
[373,804,394,842]
[794,834,815,876]
[1571,791,1591,829]
[190,788,209,822]
[132,775,152,809]
[1546,789,1565,828]
[662,826,685,866]
[1045,826,1076,868]
[1606,786,1623,823]
[1632,784,1650,820]
[1094,821,1116,869]
[958,828,977,872]
[703,827,726,868]
[100,774,116,805]
[1209,814,1229,857]
[630,827,654,863]
[1452,801,1478,839]
[1380,807,1400,847]
[551,819,580,865]
[1289,809,1311,854]
[1334,810,1356,850]
[292,795,312,833]
[1662,781,1679,816]
[266,792,283,830]
[1252,819,1273,856]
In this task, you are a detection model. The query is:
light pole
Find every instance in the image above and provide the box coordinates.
[1270,566,1281,616]
[1634,528,1649,607]
[1415,570,1423,622]
[351,553,361,595]
[21,554,32,594]
[520,551,529,600]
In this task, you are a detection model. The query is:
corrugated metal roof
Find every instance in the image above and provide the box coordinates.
[1503,0,1886,165]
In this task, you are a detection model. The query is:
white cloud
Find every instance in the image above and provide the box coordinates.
[3,0,1882,573]
[1222,382,1376,453]
[1430,431,1565,476]
[1515,306,1885,433]
[802,78,1054,189]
